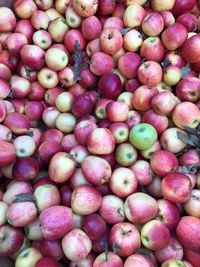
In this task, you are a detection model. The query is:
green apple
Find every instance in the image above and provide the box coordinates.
[129,123,158,150]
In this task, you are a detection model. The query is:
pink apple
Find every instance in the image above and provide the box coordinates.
[0,63,12,81]
[183,189,200,217]
[15,247,42,267]
[0,7,16,32]
[99,194,125,224]
[151,91,177,115]
[61,134,78,152]
[109,167,138,198]
[39,205,73,240]
[140,37,165,62]
[82,213,106,240]
[81,16,102,40]
[71,185,102,215]
[0,141,16,168]
[48,152,76,183]
[130,160,153,186]
[181,34,200,63]
[124,192,158,224]
[93,251,123,267]
[109,222,141,257]
[62,228,92,261]
[90,52,114,76]
[106,101,129,122]
[176,77,200,102]
[81,156,111,185]
[12,157,39,181]
[124,254,155,267]
[6,33,28,56]
[142,12,164,36]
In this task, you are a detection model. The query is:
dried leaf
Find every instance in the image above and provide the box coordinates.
[177,132,195,146]
[120,28,131,35]
[161,59,171,69]
[15,193,35,203]
[112,243,121,254]
[184,126,198,135]
[190,135,200,146]
[181,66,190,78]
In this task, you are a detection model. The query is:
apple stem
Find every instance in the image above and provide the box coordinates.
[104,242,109,261]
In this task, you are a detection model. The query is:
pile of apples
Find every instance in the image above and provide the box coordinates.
[1,0,200,266]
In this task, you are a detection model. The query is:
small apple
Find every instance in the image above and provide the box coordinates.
[15,247,42,267]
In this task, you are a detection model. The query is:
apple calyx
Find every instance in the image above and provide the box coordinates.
[71,40,90,82]
[14,193,36,203]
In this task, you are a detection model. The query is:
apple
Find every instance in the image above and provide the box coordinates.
[184,248,200,267]
[123,4,145,28]
[55,112,76,133]
[160,127,187,154]
[0,225,24,256]
[109,122,129,144]
[90,52,114,76]
[109,222,141,257]
[15,247,42,267]
[142,109,168,135]
[24,217,43,241]
[156,199,181,230]
[140,37,165,62]
[31,10,50,29]
[87,128,115,155]
[0,63,12,81]
[124,254,155,267]
[98,72,122,100]
[32,29,52,50]
[0,202,8,227]
[6,33,28,56]
[129,123,158,150]
[142,12,164,36]
[106,101,129,122]
[145,175,163,198]
[79,68,97,89]
[151,0,176,12]
[0,7,16,32]
[39,205,73,240]
[172,101,200,129]
[15,18,34,42]
[58,66,76,88]
[35,257,60,267]
[150,150,178,176]
[162,173,192,203]
[81,16,102,40]
[12,157,39,181]
[71,185,102,215]
[42,107,60,128]
[161,259,186,267]
[62,228,92,261]
[181,34,200,63]
[66,5,82,28]
[137,61,163,86]
[13,135,36,157]
[118,52,142,79]
[176,216,200,253]
[61,134,78,152]
[130,160,153,186]
[115,143,137,167]
[71,93,94,119]
[141,220,171,251]
[124,192,158,224]
[48,152,76,183]
[155,236,183,264]
[117,92,133,109]
[81,156,111,185]
[109,167,138,198]
[99,194,125,224]
[74,119,97,146]
[98,0,116,15]
[123,29,143,52]
[0,141,16,168]
[103,17,124,31]
[86,38,101,57]
[6,198,37,227]
[72,0,98,17]
[37,67,59,89]
[28,81,45,101]
[48,17,69,43]
[179,149,200,167]
[20,45,45,71]
[37,239,63,259]
[82,213,106,240]
[183,189,200,217]
[93,251,123,267]
[3,181,32,205]
[176,76,200,102]
[172,0,196,17]
[0,125,12,142]
[34,184,60,212]
[69,252,95,267]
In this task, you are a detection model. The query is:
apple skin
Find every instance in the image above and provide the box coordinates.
[4,112,30,135]
[0,202,8,226]
[123,29,143,52]
[151,0,175,12]
[123,4,145,28]
[38,67,59,89]
[48,152,76,183]
[183,189,200,217]
[184,248,200,267]
[0,7,16,32]
[87,128,115,155]
[124,254,155,267]
[161,259,186,267]
[0,141,16,168]
[0,63,12,81]
[115,143,137,167]
[48,17,69,43]
[93,251,123,267]
[99,28,123,55]
[176,216,200,253]
[20,45,45,71]
[106,101,129,122]
[141,220,171,251]
[37,239,64,259]
[137,61,163,87]
[15,247,42,267]
[12,157,39,181]
[151,91,176,115]
[81,156,112,185]
[39,205,73,240]
[74,120,97,146]
[176,77,200,102]
[71,185,102,216]
[181,34,200,63]
[72,0,98,17]
[109,167,138,198]
[118,52,142,79]
[13,0,37,19]
[62,228,92,261]
[64,29,86,53]
[5,33,28,56]
[172,101,200,129]
[150,150,178,177]
[31,10,50,30]
[155,236,183,264]
[0,225,24,256]
[124,192,158,224]
[171,0,196,17]
[156,199,181,230]
[179,148,200,167]
[140,37,165,62]
[69,168,90,188]
[162,173,192,203]
[99,194,125,224]
[109,122,129,144]
[109,222,141,257]
[86,38,101,57]
[90,52,114,76]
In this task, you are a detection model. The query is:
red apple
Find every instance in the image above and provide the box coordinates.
[99,28,123,55]
[82,213,106,240]
[35,257,60,267]
[124,254,155,267]
[0,7,16,32]
[20,45,45,71]
[176,77,200,102]
[172,0,196,17]
[106,101,129,122]
[123,4,145,28]
[90,52,114,76]
[93,251,123,267]
[142,12,164,36]
[12,157,39,181]
[181,34,200,63]
[137,61,163,86]
[72,0,98,17]
[0,141,16,168]
[140,37,165,62]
